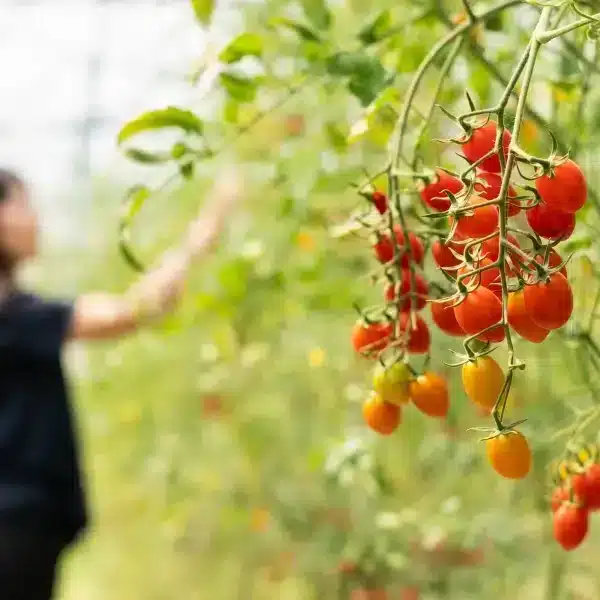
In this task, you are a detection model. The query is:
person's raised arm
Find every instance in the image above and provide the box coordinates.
[69,169,242,341]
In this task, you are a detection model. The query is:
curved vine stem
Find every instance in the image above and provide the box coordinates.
[390,0,522,169]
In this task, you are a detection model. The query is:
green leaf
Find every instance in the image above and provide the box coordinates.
[179,161,195,180]
[271,17,321,42]
[326,51,371,76]
[219,33,263,64]
[124,148,172,164]
[300,0,332,30]
[358,10,392,45]
[326,53,388,106]
[219,72,259,103]
[191,0,215,25]
[117,107,204,145]
[118,186,149,273]
[121,185,150,223]
[324,122,348,152]
[485,11,503,31]
[171,142,188,159]
[223,98,240,123]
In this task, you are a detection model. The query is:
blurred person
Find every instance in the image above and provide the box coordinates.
[0,167,242,599]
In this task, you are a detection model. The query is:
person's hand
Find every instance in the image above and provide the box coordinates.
[186,166,243,259]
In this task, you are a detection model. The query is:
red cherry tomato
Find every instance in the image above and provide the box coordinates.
[480,233,520,276]
[385,270,429,311]
[432,239,463,272]
[478,324,505,344]
[475,171,520,217]
[572,472,590,506]
[452,194,499,240]
[373,227,425,267]
[536,160,587,214]
[398,313,431,354]
[458,256,501,295]
[583,464,600,511]
[553,503,589,551]
[454,287,502,338]
[420,170,464,212]
[461,122,511,173]
[551,487,569,513]
[370,191,388,215]
[534,249,567,278]
[352,321,393,356]
[523,272,573,330]
[526,203,576,240]
[431,299,464,337]
[507,289,549,343]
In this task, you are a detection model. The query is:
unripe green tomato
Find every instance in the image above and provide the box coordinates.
[372,362,411,406]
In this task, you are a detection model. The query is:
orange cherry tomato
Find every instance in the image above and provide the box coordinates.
[409,372,449,418]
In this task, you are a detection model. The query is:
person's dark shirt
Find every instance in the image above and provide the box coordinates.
[0,290,86,543]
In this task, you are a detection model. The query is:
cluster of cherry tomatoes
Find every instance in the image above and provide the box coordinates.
[551,446,600,551]
[349,118,587,488]
[351,190,450,435]
[421,120,582,348]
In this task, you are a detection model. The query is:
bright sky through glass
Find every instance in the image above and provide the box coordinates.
[0,1,214,211]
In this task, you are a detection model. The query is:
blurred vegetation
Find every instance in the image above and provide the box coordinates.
[27,0,600,598]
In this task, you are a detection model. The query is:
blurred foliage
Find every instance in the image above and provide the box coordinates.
[30,0,600,598]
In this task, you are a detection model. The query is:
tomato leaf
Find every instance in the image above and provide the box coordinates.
[326,53,389,106]
[271,17,322,42]
[485,11,503,31]
[123,148,172,164]
[179,161,195,180]
[358,10,392,46]
[190,0,215,25]
[300,0,332,31]
[219,72,260,103]
[121,185,150,224]
[324,122,348,152]
[117,107,204,145]
[219,33,263,64]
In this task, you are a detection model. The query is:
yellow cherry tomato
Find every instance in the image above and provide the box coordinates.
[462,356,505,411]
[372,362,411,406]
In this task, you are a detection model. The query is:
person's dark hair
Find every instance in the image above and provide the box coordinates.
[0,169,24,203]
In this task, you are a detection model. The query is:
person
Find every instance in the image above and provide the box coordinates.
[0,166,242,599]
